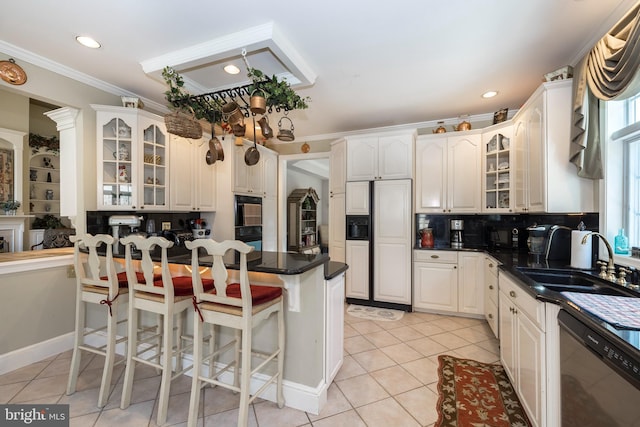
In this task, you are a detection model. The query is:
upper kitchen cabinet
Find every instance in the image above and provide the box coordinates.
[513,80,596,213]
[329,139,346,196]
[233,142,277,198]
[329,139,346,262]
[346,131,415,181]
[93,105,168,211]
[415,132,482,213]
[482,123,514,213]
[169,133,217,212]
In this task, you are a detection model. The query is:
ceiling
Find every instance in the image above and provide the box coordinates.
[1,0,637,141]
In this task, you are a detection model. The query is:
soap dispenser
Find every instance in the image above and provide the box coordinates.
[614,228,630,255]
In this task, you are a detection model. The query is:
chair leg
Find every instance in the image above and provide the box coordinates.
[187,316,204,427]
[233,329,241,390]
[238,327,252,427]
[176,311,184,371]
[276,305,285,408]
[120,305,138,409]
[66,296,85,395]
[156,312,173,426]
[207,324,215,381]
[97,303,118,407]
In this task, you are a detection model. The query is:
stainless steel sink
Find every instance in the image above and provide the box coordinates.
[516,268,632,297]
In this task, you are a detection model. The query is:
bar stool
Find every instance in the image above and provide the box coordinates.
[185,239,285,427]
[119,235,214,425]
[67,233,127,408]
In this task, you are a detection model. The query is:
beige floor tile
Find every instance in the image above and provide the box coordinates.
[334,355,366,381]
[311,409,367,427]
[202,385,242,416]
[36,358,73,379]
[452,344,501,364]
[409,311,443,322]
[74,365,125,393]
[343,323,359,338]
[0,381,27,404]
[252,400,309,427]
[372,319,406,331]
[104,375,161,410]
[336,374,389,407]
[379,343,423,365]
[356,396,420,427]
[451,324,494,343]
[448,316,484,327]
[476,337,500,355]
[70,411,101,427]
[94,399,155,427]
[429,331,471,349]
[343,335,376,355]
[428,317,468,332]
[409,321,446,337]
[398,314,428,325]
[149,389,193,426]
[405,337,448,357]
[351,349,396,372]
[307,382,351,421]
[386,325,425,341]
[370,365,422,396]
[203,406,257,427]
[58,387,103,418]
[362,330,400,348]
[10,374,68,403]
[401,357,440,385]
[350,320,384,335]
[395,385,440,426]
[0,361,50,385]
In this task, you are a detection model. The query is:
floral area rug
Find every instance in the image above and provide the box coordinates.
[346,304,404,321]
[436,355,532,427]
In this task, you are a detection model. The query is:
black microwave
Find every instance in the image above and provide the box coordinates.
[487,226,525,249]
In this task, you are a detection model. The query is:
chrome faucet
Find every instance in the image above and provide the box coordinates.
[582,232,616,282]
[545,225,571,260]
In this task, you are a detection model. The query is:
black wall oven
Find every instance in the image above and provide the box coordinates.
[235,195,262,251]
[558,310,640,426]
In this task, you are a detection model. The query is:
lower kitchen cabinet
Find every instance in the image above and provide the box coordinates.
[499,272,546,427]
[484,255,500,337]
[345,240,369,299]
[413,250,483,315]
[325,270,345,384]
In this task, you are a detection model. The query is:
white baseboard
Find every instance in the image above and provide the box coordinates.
[0,332,74,375]
[2,330,330,414]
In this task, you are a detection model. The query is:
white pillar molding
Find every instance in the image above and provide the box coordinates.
[44,107,80,225]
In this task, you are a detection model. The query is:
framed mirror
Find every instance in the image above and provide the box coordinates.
[0,128,26,212]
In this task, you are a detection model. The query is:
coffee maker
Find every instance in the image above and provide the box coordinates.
[450,219,464,248]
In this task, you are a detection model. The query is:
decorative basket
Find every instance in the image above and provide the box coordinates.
[164,112,203,139]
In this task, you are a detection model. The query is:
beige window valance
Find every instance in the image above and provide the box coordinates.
[571,1,640,179]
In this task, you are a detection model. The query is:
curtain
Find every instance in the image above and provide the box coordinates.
[570,1,640,179]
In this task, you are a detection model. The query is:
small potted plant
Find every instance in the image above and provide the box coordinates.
[1,199,21,215]
[247,67,310,111]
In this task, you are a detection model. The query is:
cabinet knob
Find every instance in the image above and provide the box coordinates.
[509,290,516,298]
[430,255,440,259]
[489,263,494,268]
[489,285,494,290]
[453,265,457,269]
[488,313,493,319]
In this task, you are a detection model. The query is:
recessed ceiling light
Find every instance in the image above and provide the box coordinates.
[224,64,241,75]
[482,90,498,99]
[76,36,101,49]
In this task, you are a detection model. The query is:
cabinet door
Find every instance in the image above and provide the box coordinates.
[378,134,413,179]
[499,291,516,383]
[373,180,411,304]
[248,158,265,195]
[516,309,546,427]
[195,136,216,211]
[139,116,168,210]
[413,262,458,311]
[415,136,447,213]
[346,240,369,299]
[345,181,370,214]
[458,252,484,315]
[482,126,513,213]
[527,98,545,213]
[513,119,528,212]
[329,192,346,263]
[325,272,345,384]
[262,151,278,198]
[330,140,346,195]
[234,145,250,193]
[262,196,277,251]
[448,134,481,212]
[346,136,377,181]
[169,135,196,211]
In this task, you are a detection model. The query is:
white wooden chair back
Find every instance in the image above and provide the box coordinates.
[71,233,119,299]
[185,239,254,312]
[120,235,174,300]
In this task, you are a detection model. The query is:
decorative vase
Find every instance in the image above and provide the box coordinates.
[4,209,16,216]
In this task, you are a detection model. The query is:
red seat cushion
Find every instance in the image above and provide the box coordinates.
[214,283,282,306]
[153,276,215,296]
[101,271,161,288]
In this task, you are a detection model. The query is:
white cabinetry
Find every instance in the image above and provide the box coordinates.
[346,131,415,181]
[482,124,513,213]
[329,139,346,262]
[499,272,546,427]
[484,255,499,337]
[325,270,345,384]
[94,105,168,211]
[415,133,482,213]
[413,250,484,315]
[345,181,369,215]
[345,240,369,299]
[513,80,595,213]
[169,134,217,212]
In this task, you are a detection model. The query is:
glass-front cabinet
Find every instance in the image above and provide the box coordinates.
[482,124,513,213]
[93,105,168,210]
